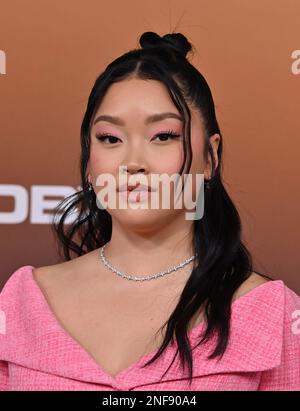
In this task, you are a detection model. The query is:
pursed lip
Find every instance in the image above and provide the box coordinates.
[118,183,156,192]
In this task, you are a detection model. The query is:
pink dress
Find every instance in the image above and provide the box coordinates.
[0,265,300,391]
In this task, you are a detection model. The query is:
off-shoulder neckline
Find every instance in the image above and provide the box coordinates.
[19,265,285,385]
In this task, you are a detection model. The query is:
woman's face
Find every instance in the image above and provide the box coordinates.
[88,77,219,229]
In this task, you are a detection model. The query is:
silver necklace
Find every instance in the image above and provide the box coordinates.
[99,242,198,282]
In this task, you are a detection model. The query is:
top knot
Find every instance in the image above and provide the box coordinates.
[139,31,192,58]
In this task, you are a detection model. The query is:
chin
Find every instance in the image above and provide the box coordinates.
[109,207,182,228]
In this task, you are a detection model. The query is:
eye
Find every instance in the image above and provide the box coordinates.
[95,130,182,145]
[95,133,121,144]
[152,130,182,142]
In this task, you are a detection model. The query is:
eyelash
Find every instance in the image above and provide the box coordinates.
[95,130,181,144]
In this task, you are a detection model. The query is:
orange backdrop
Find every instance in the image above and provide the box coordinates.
[1,0,300,293]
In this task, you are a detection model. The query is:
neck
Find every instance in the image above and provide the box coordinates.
[102,216,196,281]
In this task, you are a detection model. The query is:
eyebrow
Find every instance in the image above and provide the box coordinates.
[93,112,182,126]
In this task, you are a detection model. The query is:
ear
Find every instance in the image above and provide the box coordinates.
[204,133,220,179]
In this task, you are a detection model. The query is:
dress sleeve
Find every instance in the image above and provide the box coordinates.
[258,284,300,390]
[0,360,8,391]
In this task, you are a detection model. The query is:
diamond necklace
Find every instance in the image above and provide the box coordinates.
[99,242,198,282]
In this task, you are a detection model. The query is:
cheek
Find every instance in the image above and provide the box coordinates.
[188,162,203,202]
[88,137,204,179]
[183,134,205,200]
[153,146,184,175]
[174,134,204,180]
[88,147,118,176]
[190,131,205,173]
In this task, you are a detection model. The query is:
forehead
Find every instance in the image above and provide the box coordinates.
[92,78,203,129]
[94,78,179,117]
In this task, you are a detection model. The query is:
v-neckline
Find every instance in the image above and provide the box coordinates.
[25,265,281,386]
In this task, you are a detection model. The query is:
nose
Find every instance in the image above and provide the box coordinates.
[120,161,148,189]
[121,144,148,175]
[125,163,146,174]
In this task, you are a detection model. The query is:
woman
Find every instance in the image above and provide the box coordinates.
[1,31,300,391]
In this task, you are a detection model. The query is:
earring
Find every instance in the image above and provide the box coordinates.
[88,182,93,192]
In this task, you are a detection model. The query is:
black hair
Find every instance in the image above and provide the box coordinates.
[51,31,273,386]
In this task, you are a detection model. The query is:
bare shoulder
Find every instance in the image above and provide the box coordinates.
[32,261,71,302]
[243,271,271,288]
[233,271,272,301]
[32,248,101,295]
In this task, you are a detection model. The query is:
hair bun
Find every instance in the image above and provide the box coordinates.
[139,31,192,58]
